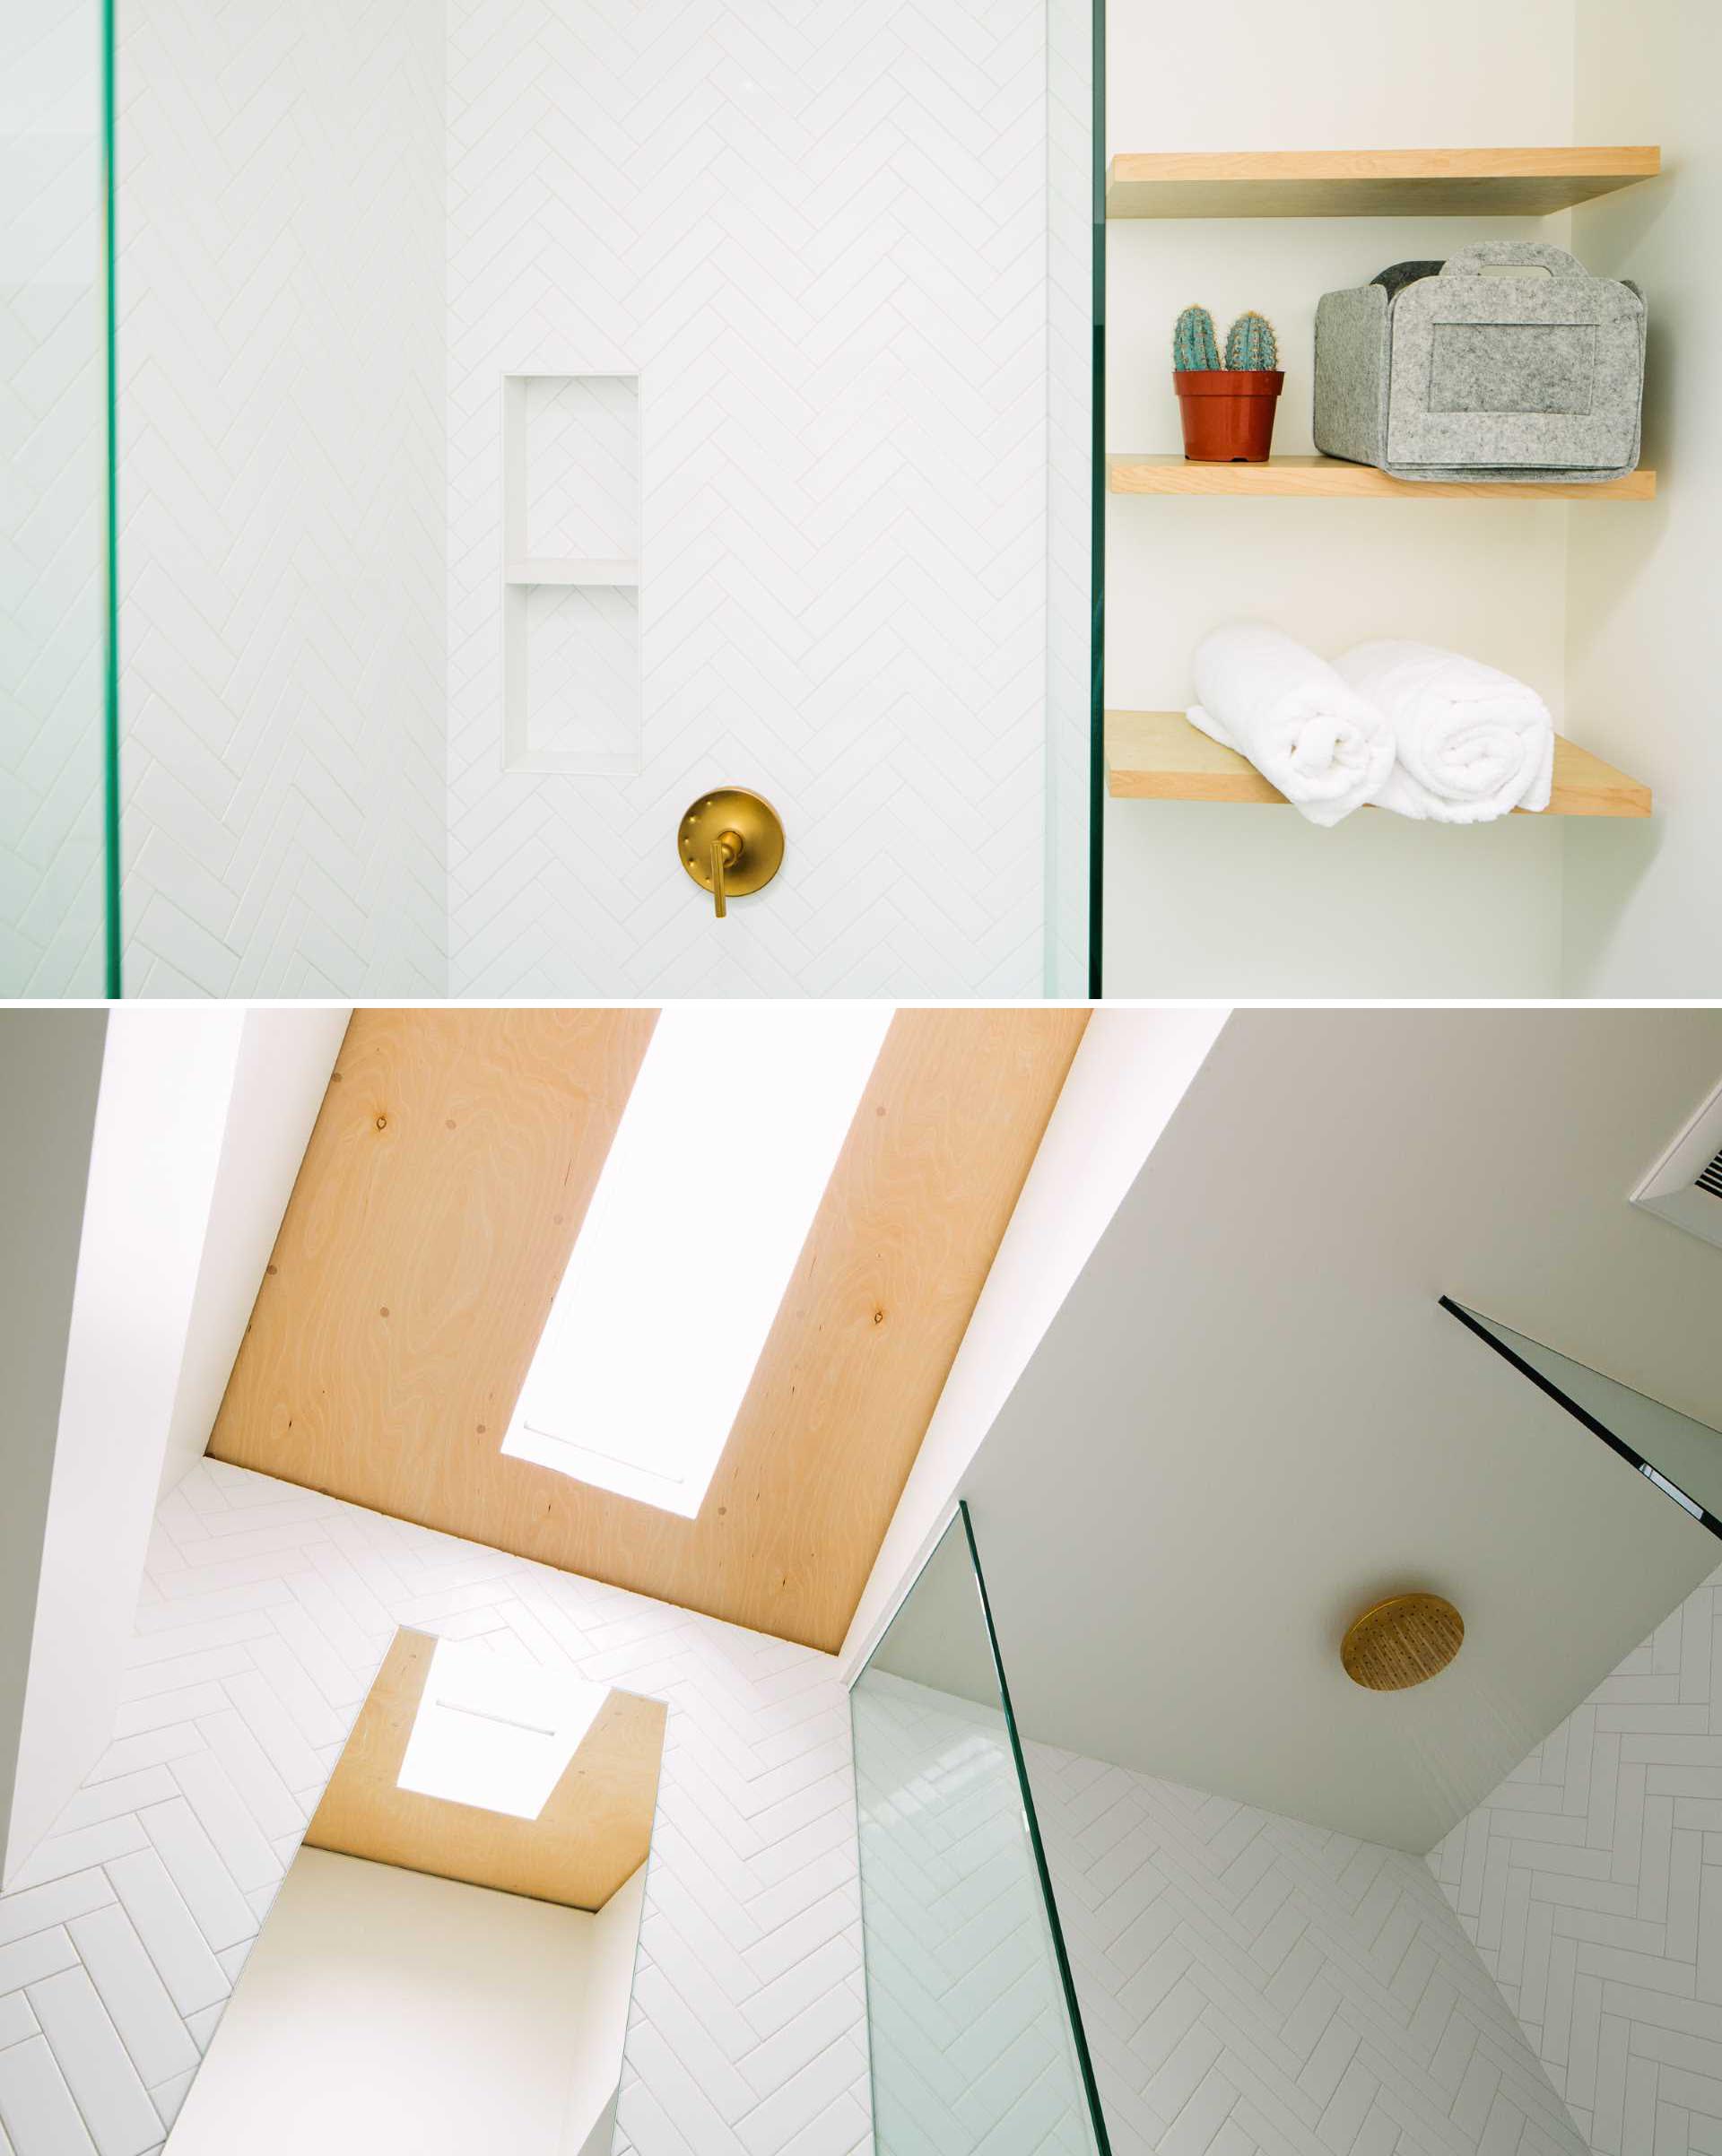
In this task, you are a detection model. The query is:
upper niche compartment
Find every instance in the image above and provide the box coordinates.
[503,372,641,585]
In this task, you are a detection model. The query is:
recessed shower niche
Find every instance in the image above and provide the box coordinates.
[501,371,642,776]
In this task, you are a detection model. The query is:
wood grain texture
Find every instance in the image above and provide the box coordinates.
[209,1006,1089,1652]
[304,1629,665,1910]
[1105,710,1652,817]
[1107,453,1657,501]
[1106,145,1660,220]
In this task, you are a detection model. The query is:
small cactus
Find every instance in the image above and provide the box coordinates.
[1223,310,1278,371]
[1172,303,1220,372]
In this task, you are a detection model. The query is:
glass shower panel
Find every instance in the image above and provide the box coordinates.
[1,0,117,995]
[1047,0,1098,999]
[1444,1297,1722,1532]
[850,1506,1109,2155]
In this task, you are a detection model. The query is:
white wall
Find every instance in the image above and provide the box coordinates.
[0,1012,107,1884]
[7,1010,245,1890]
[1101,0,1578,997]
[166,1847,621,2156]
[1431,1552,1722,2155]
[443,0,1051,999]
[116,0,446,996]
[842,1005,1229,1680]
[0,0,110,995]
[1561,0,1722,996]
[156,1008,346,1505]
[1027,1738,1589,2156]
[9,1006,344,1882]
[562,1864,644,2156]
[853,1661,1589,2156]
[0,1461,866,2156]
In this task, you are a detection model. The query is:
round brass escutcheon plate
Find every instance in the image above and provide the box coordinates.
[678,787,785,906]
[1341,1593,1465,1691]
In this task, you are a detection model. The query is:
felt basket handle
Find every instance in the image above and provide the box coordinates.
[1439,240,1589,280]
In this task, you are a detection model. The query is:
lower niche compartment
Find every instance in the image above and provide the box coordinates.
[504,581,640,776]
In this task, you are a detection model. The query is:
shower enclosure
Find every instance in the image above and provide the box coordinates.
[1443,1295,1722,1533]
[3,0,1095,999]
[853,1314,1722,2156]
[3,0,118,995]
[850,1506,1109,2154]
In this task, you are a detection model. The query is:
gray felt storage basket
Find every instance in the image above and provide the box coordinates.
[1314,240,1646,482]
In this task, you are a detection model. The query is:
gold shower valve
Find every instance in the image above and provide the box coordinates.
[709,828,742,917]
[678,789,784,919]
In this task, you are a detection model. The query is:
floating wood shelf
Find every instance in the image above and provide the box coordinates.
[1106,146,1660,220]
[504,558,640,586]
[1108,455,1657,502]
[1105,711,1651,818]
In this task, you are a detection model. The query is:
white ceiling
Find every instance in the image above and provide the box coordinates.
[878,1009,1722,1853]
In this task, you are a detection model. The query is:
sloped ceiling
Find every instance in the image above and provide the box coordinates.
[208,1006,1087,1652]
[881,1008,1722,1850]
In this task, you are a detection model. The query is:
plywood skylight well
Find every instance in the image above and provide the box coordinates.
[501,1004,893,1517]
[207,1007,1090,1652]
[305,1629,666,1913]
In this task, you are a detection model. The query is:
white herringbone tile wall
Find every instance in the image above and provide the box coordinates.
[445,0,1052,998]
[0,1461,868,2156]
[114,0,447,997]
[101,0,1083,996]
[1,0,109,996]
[1025,1741,1588,2156]
[852,1671,1096,2154]
[1431,1555,1722,2156]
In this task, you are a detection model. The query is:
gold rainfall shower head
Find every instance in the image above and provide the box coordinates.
[1341,1593,1465,1691]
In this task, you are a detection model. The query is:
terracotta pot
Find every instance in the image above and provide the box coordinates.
[1174,369,1284,462]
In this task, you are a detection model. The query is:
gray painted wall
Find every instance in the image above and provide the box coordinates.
[0,1011,105,1875]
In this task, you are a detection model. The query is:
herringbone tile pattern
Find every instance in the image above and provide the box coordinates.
[114,0,448,997]
[0,0,109,996]
[1025,1740,1588,2156]
[1431,1560,1722,2156]
[0,1462,868,2156]
[445,0,1051,998]
[73,0,1088,996]
[852,1672,1096,2154]
[23,0,1088,995]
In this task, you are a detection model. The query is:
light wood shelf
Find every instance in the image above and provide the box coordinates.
[1106,145,1660,220]
[1105,710,1651,818]
[1107,454,1657,501]
[504,557,640,586]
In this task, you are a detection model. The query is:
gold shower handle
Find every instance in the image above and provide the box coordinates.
[710,830,742,919]
[678,789,785,918]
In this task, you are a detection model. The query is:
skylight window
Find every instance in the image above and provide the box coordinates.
[396,1638,609,1820]
[502,1004,892,1517]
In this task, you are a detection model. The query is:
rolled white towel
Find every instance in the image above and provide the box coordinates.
[1333,639,1554,823]
[1187,622,1393,827]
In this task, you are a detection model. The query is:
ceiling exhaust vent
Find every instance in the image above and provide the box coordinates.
[1633,1079,1722,1251]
